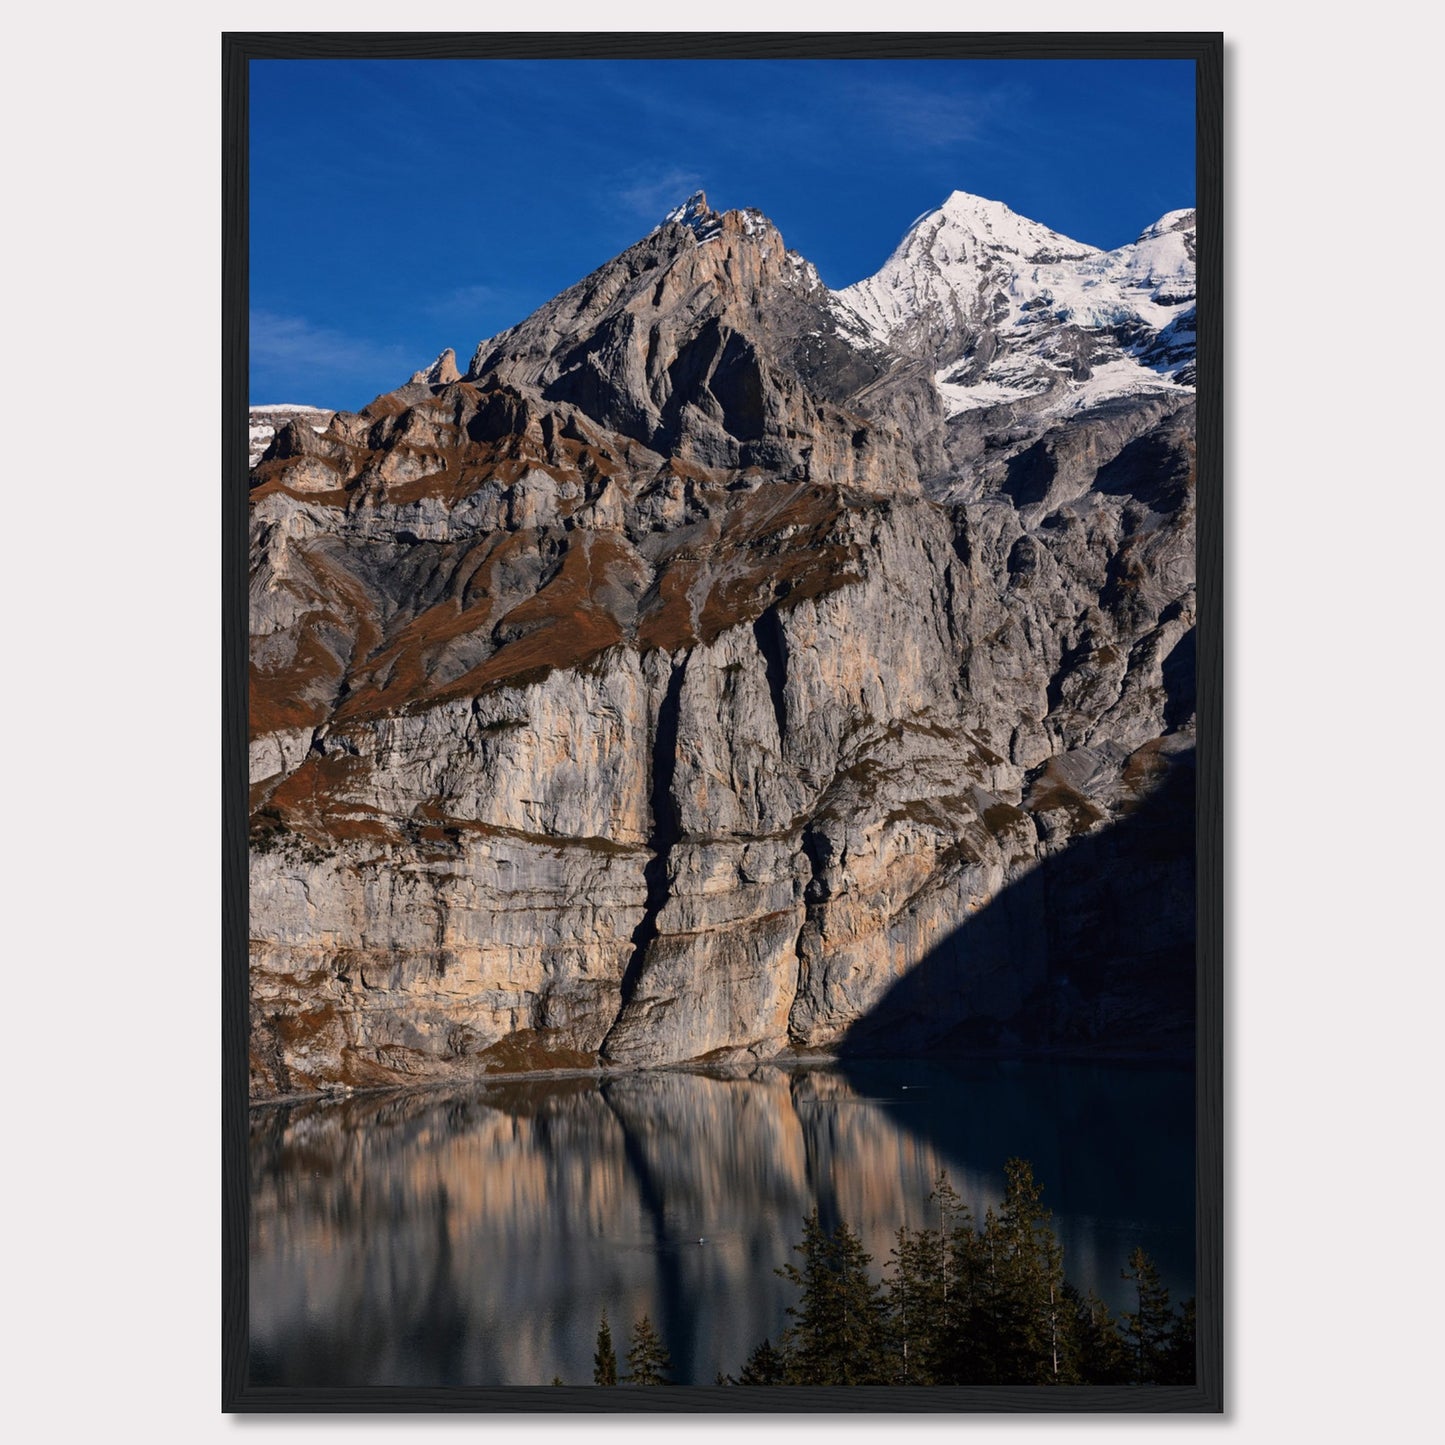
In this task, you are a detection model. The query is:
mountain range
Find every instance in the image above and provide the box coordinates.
[247,189,1197,1099]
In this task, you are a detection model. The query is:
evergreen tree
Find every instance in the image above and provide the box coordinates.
[775,1209,837,1384]
[592,1310,617,1386]
[885,1182,973,1388]
[777,1210,890,1385]
[1069,1285,1130,1385]
[1121,1248,1174,1383]
[997,1158,1074,1383]
[736,1336,786,1385]
[929,1171,981,1384]
[1162,1297,1196,1385]
[719,1160,1193,1393]
[624,1314,672,1385]
[886,1225,928,1385]
[964,1202,1009,1383]
[957,1160,1073,1383]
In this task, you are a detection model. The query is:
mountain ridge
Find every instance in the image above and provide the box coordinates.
[247,185,1198,1100]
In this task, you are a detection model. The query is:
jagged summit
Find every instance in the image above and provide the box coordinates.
[658,190,721,240]
[451,186,903,487]
[409,347,460,387]
[352,185,1198,495]
[663,188,710,222]
[653,190,782,247]
[273,187,1193,495]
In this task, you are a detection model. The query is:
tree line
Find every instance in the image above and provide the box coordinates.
[580,1159,1194,1388]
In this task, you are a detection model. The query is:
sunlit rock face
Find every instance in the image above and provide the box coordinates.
[249,191,1196,1099]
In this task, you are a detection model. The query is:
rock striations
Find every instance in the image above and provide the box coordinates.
[248,190,1198,1100]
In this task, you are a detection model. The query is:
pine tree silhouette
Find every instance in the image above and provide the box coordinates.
[624,1314,672,1385]
[592,1310,618,1386]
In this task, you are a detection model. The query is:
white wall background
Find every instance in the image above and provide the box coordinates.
[2,3,1437,1439]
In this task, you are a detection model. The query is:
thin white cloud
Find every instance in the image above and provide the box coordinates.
[849,75,1028,153]
[250,309,411,379]
[419,281,531,322]
[615,167,705,222]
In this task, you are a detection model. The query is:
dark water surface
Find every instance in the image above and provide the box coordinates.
[249,1058,1193,1387]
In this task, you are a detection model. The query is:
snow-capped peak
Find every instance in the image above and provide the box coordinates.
[656,190,722,242]
[829,190,1197,423]
[932,190,1099,259]
[1137,208,1196,241]
[832,191,1102,354]
[663,190,709,225]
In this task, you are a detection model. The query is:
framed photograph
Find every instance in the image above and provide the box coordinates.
[224,31,1222,1412]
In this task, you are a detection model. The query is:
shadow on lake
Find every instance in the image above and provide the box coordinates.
[249,1058,1192,1387]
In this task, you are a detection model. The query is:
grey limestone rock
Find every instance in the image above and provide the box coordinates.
[248,192,1198,1098]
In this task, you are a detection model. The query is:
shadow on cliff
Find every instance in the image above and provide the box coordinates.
[836,746,1197,1061]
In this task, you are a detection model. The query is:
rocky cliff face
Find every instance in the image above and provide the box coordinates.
[249,403,336,467]
[248,191,1197,1100]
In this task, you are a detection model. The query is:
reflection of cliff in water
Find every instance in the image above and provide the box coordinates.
[249,1061,1192,1387]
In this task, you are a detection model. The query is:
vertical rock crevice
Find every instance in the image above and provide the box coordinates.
[786,826,834,1043]
[752,606,789,748]
[602,656,688,1056]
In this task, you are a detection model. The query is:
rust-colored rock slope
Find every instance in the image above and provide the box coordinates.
[248,193,1197,1099]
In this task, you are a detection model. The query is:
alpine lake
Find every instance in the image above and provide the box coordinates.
[249,1056,1194,1387]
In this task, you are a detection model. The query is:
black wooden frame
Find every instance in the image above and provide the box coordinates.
[222,30,1223,1413]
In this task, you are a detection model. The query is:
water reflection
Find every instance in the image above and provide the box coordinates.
[250,1059,1192,1387]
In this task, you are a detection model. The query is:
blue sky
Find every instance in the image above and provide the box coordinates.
[251,58,1195,410]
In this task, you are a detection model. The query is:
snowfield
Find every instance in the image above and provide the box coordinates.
[830,191,1195,420]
